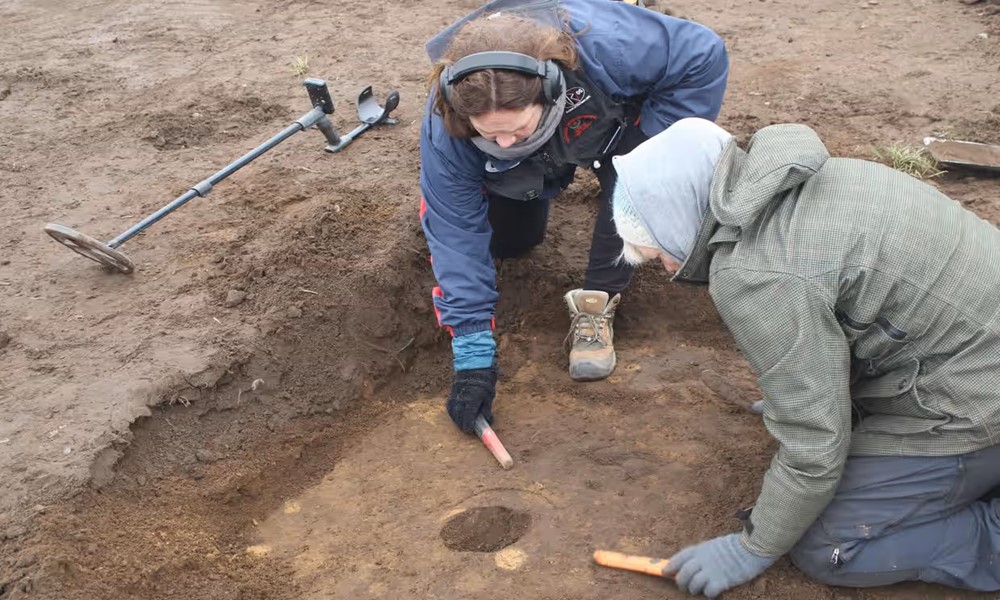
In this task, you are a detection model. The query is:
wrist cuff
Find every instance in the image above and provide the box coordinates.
[452,330,496,371]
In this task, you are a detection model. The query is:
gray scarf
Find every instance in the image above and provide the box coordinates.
[471,76,567,160]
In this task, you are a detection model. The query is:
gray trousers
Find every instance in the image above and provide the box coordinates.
[789,444,1000,591]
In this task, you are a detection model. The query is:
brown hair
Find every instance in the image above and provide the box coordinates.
[429,13,579,139]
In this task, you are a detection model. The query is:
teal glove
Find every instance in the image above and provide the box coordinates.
[664,534,776,598]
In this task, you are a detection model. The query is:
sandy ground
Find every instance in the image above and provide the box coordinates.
[0,0,998,598]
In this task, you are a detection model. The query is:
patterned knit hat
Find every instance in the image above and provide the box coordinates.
[611,183,658,250]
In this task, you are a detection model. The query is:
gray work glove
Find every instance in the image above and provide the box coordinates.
[664,534,777,598]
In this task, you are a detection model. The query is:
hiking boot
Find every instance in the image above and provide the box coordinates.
[564,289,620,381]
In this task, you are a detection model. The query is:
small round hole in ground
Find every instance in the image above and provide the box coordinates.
[440,506,531,552]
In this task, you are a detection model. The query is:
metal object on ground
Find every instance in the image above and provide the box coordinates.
[923,137,1000,173]
[593,550,671,578]
[474,415,514,470]
[44,79,400,274]
[324,86,400,153]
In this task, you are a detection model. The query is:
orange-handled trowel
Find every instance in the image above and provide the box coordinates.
[474,415,514,470]
[593,550,672,578]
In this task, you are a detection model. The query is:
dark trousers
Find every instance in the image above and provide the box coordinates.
[487,124,649,296]
[789,444,1000,591]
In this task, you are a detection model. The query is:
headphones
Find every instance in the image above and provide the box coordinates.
[439,51,563,106]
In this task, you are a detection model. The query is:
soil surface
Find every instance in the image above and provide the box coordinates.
[1,0,999,598]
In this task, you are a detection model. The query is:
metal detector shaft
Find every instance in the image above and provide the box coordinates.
[106,105,333,248]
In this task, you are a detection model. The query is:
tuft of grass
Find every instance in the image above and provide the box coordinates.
[290,55,310,77]
[872,143,944,179]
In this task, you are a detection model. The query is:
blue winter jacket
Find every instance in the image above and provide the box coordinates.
[419,0,728,367]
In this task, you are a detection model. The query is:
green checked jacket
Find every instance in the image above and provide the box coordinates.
[674,124,1000,558]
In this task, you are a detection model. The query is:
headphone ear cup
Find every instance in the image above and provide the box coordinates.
[542,61,561,105]
[439,67,452,104]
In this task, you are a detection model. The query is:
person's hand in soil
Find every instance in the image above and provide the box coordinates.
[663,533,776,598]
[446,366,497,435]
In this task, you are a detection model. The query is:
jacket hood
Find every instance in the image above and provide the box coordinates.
[611,118,733,263]
[712,124,830,228]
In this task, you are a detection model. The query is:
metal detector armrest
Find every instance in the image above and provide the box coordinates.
[324,87,400,153]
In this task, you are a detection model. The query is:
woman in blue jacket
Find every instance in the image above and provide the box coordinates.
[420,0,729,435]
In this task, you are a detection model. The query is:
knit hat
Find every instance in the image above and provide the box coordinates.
[611,117,733,264]
[611,183,658,249]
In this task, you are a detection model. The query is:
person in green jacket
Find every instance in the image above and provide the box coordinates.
[608,117,1000,598]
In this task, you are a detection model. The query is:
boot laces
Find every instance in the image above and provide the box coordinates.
[565,312,609,349]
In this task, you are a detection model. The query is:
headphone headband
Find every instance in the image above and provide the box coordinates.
[440,51,562,106]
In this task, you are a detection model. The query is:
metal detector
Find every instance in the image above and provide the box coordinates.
[44,79,399,274]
